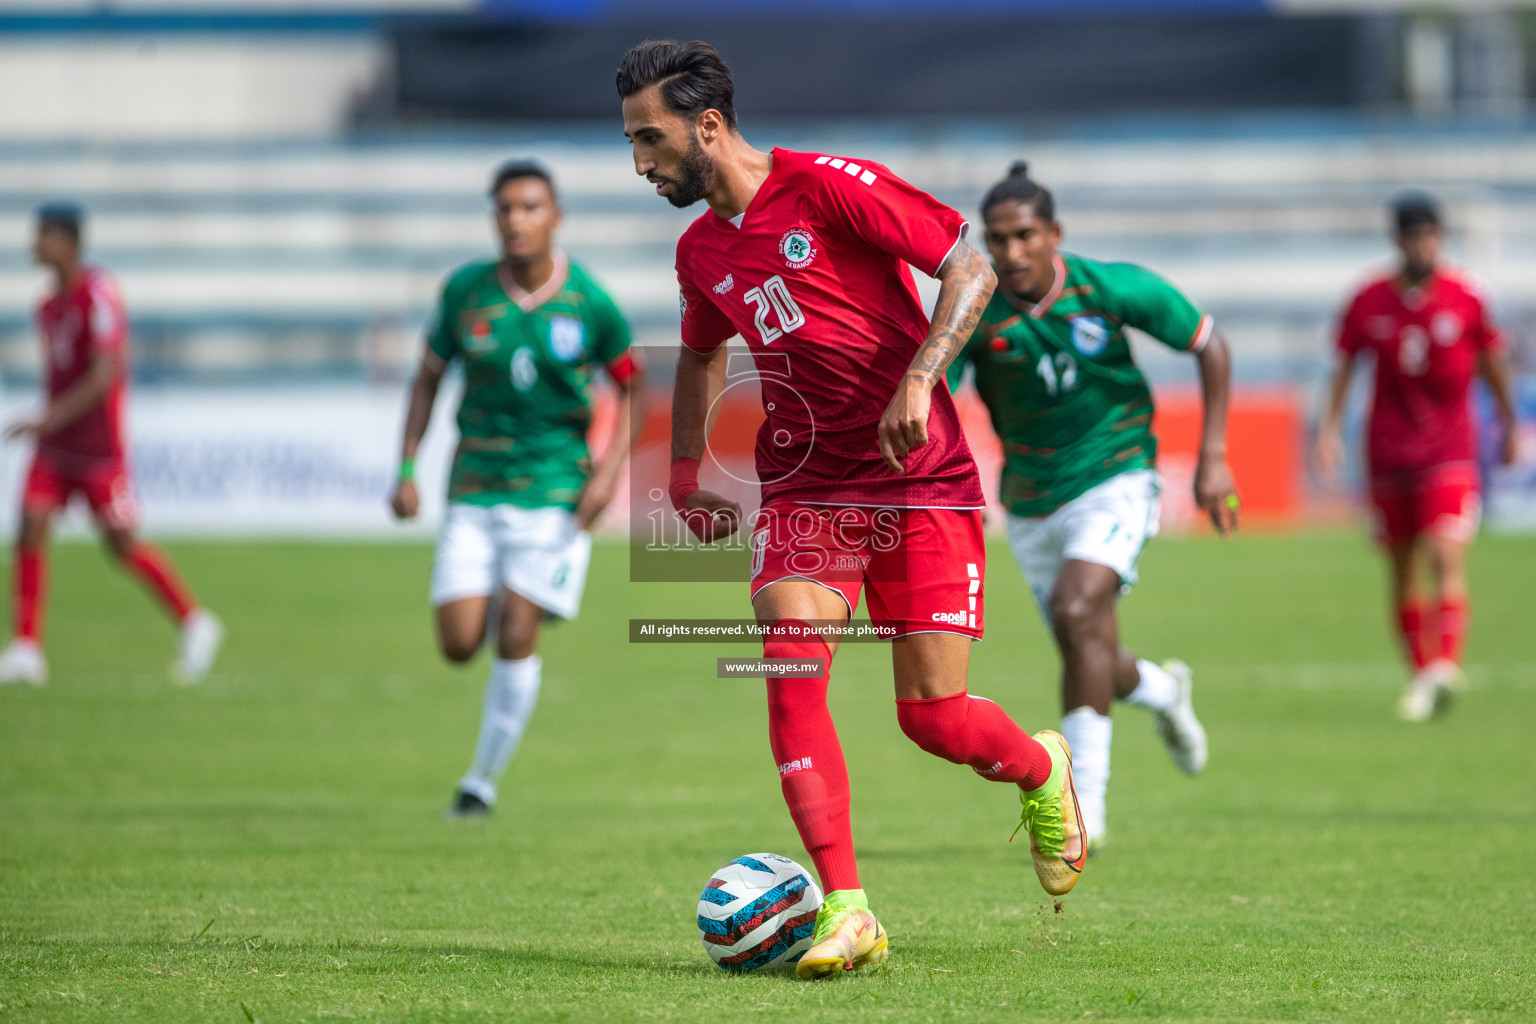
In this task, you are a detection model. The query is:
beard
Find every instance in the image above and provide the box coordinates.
[660,133,715,209]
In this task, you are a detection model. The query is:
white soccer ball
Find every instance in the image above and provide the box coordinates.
[697,852,823,972]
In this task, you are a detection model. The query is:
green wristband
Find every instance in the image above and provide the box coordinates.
[398,456,416,482]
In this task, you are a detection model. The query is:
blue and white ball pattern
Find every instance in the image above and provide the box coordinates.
[698,852,822,972]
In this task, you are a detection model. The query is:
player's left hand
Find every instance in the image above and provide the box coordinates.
[575,474,618,531]
[1194,455,1239,536]
[878,375,933,473]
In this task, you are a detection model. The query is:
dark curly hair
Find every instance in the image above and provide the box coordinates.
[980,161,1055,224]
[616,39,737,130]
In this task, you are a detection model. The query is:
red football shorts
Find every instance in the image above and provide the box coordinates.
[22,453,138,531]
[1368,461,1480,547]
[748,502,985,639]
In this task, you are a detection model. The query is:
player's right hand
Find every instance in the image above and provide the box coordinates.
[678,489,742,543]
[390,479,420,520]
[877,375,934,473]
[4,418,42,441]
[1499,426,1520,467]
[1314,426,1345,478]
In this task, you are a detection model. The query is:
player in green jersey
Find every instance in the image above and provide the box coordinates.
[390,160,643,817]
[948,162,1239,852]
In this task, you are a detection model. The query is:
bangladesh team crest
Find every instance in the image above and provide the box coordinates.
[1070,315,1110,357]
[779,227,818,270]
[549,315,586,361]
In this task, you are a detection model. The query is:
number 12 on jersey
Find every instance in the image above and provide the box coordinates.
[744,275,805,344]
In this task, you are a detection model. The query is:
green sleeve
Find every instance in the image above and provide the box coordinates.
[586,282,633,365]
[1103,262,1210,352]
[425,276,461,365]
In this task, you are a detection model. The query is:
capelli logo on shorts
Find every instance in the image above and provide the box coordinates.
[931,611,967,625]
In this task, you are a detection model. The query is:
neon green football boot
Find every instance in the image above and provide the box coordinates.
[794,888,888,980]
[1015,730,1088,895]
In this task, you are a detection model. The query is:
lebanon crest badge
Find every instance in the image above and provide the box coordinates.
[779,227,818,270]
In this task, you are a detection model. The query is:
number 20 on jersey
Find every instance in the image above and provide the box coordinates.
[744,275,805,344]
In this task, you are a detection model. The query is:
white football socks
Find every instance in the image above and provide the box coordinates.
[1123,658,1179,712]
[458,654,542,804]
[1059,705,1111,843]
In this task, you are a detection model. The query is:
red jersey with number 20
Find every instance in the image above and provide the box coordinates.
[35,265,128,462]
[1336,268,1504,475]
[676,147,984,509]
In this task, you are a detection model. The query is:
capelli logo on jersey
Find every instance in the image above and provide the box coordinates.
[779,228,818,270]
[713,274,735,295]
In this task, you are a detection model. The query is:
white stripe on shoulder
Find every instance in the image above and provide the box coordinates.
[1188,314,1215,353]
[812,154,878,187]
[932,221,972,278]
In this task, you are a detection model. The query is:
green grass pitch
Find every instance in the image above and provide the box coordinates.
[2,531,1534,1022]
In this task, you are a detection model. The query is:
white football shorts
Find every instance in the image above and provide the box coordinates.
[430,503,592,620]
[1005,469,1161,619]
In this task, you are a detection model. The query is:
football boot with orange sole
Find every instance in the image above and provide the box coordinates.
[1015,729,1088,895]
[795,889,888,979]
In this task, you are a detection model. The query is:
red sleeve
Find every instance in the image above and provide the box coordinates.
[1466,285,1506,354]
[676,232,735,354]
[1335,289,1367,359]
[85,271,128,356]
[806,155,968,278]
[605,348,642,385]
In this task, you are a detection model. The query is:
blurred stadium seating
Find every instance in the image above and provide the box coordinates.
[7,130,1536,386]
[1,0,1533,534]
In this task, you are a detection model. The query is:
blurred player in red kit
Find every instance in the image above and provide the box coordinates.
[0,203,223,687]
[619,39,1086,978]
[1317,193,1518,721]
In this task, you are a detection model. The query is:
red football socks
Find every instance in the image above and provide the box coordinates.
[13,546,45,642]
[1396,599,1431,669]
[121,543,197,623]
[1438,596,1468,666]
[763,620,860,893]
[896,691,1053,791]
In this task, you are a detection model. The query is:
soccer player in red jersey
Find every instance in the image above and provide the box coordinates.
[1317,193,1518,721]
[0,204,222,688]
[618,40,1087,977]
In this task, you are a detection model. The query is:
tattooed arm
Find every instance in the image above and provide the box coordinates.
[877,238,997,472]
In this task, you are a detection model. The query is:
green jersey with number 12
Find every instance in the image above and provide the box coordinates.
[947,252,1212,518]
[424,253,632,510]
